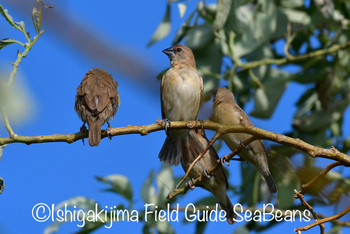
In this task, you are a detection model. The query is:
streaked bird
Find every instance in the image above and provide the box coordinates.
[212,87,277,193]
[75,68,120,146]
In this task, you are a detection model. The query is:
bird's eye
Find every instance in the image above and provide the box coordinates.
[176,48,182,52]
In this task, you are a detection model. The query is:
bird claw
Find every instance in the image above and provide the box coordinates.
[187,178,196,190]
[198,119,204,131]
[163,118,171,135]
[221,157,230,166]
[80,122,88,133]
[203,168,212,178]
[107,122,112,140]
[80,122,88,146]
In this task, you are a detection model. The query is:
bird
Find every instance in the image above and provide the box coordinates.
[158,44,204,166]
[75,68,120,146]
[181,129,236,224]
[212,87,277,194]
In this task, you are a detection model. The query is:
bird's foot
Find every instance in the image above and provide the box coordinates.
[187,178,196,190]
[221,156,230,166]
[162,118,172,135]
[199,119,204,131]
[107,122,112,140]
[80,122,88,133]
[203,167,212,178]
[80,122,88,146]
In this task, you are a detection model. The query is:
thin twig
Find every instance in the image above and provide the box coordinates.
[1,107,15,138]
[238,41,350,72]
[301,161,343,194]
[295,206,350,233]
[175,132,222,189]
[294,190,325,233]
[167,136,257,200]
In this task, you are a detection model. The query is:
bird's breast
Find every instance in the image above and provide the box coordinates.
[161,68,202,121]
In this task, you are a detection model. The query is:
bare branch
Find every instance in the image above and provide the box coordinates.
[294,190,325,233]
[175,131,222,189]
[0,120,349,166]
[295,206,350,233]
[301,161,343,194]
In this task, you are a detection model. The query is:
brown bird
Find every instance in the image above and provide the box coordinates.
[213,87,277,193]
[75,68,120,146]
[181,129,236,224]
[159,44,204,166]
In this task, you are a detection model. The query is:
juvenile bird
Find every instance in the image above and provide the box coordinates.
[181,129,236,224]
[212,87,277,193]
[158,44,204,166]
[75,68,120,146]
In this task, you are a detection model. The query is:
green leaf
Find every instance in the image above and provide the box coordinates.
[96,174,133,202]
[44,197,104,234]
[32,3,42,34]
[141,170,157,204]
[173,10,196,44]
[0,38,16,50]
[194,39,222,101]
[194,196,218,207]
[195,218,208,234]
[185,24,214,49]
[232,0,277,57]
[234,226,250,234]
[156,165,175,205]
[148,3,171,46]
[0,4,16,28]
[277,174,300,209]
[0,78,36,124]
[156,219,174,234]
[213,0,232,32]
[280,0,304,8]
[293,98,350,132]
[177,3,187,19]
[282,9,311,25]
[250,69,290,119]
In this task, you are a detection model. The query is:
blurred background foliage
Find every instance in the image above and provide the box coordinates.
[1,0,350,233]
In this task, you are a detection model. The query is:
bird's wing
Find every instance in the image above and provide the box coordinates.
[160,73,166,119]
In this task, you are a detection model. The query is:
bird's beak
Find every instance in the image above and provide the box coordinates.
[162,47,175,58]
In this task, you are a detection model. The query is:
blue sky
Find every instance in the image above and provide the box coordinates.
[0,1,347,234]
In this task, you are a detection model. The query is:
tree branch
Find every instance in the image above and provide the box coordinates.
[0,120,349,165]
[175,131,222,189]
[294,190,325,233]
[301,161,343,194]
[167,136,261,200]
[238,41,350,72]
[295,206,350,233]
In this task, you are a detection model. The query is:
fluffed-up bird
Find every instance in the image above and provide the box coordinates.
[158,44,204,166]
[212,87,277,193]
[181,129,236,224]
[75,68,120,146]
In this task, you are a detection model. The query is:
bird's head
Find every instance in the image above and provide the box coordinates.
[162,44,196,68]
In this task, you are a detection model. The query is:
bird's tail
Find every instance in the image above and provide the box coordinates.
[159,130,204,166]
[88,119,104,146]
[218,194,236,224]
[264,174,277,194]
